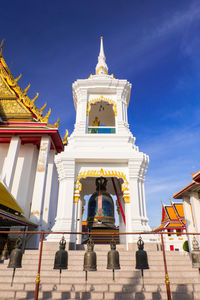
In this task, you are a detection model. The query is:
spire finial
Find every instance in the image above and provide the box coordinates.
[95,36,108,75]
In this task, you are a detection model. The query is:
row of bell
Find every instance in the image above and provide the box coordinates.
[6,235,200,279]
[6,236,149,272]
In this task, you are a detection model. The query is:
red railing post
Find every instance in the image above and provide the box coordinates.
[160,233,172,300]
[34,232,44,300]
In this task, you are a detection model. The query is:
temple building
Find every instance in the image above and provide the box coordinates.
[154,201,187,251]
[173,170,200,251]
[0,37,153,248]
[0,40,63,248]
[47,37,152,246]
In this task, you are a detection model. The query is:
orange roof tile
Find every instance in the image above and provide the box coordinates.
[173,203,184,218]
[165,206,179,220]
[167,222,183,228]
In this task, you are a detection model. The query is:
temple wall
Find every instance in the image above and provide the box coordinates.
[11,144,38,217]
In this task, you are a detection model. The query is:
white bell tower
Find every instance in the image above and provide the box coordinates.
[48,37,151,245]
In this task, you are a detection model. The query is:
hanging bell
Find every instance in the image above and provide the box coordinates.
[8,237,23,269]
[107,238,120,270]
[83,237,97,272]
[1,241,9,261]
[136,236,149,276]
[107,238,120,281]
[54,236,68,270]
[191,236,200,268]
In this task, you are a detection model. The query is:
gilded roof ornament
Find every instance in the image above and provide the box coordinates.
[42,108,51,123]
[0,39,5,57]
[39,102,47,114]
[15,74,22,83]
[24,83,31,94]
[62,129,68,145]
[30,93,39,108]
[54,117,60,128]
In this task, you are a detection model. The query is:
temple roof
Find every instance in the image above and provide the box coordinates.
[154,201,186,232]
[0,40,64,153]
[0,40,55,124]
[173,169,200,199]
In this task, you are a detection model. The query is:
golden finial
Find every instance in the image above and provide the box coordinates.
[0,39,5,57]
[54,117,60,128]
[62,129,68,145]
[39,102,47,114]
[30,93,39,106]
[15,74,22,83]
[24,83,31,94]
[42,108,51,123]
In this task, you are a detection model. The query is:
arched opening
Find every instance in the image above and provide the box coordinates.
[88,101,116,134]
[77,176,126,244]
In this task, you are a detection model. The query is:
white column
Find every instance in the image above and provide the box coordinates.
[190,191,200,233]
[30,136,51,226]
[47,158,75,243]
[183,196,195,252]
[42,149,56,231]
[1,136,21,190]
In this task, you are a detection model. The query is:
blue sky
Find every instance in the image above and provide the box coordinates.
[1,0,200,228]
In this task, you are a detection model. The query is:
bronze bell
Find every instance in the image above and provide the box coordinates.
[83,237,96,281]
[8,237,23,269]
[1,241,9,261]
[136,236,149,277]
[107,238,120,281]
[54,236,68,270]
[191,237,200,268]
[107,238,120,270]
[8,237,23,286]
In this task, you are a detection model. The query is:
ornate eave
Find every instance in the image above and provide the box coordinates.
[72,77,132,109]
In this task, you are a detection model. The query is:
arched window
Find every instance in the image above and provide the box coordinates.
[88,101,115,134]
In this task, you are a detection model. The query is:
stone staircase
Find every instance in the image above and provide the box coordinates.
[0,242,200,300]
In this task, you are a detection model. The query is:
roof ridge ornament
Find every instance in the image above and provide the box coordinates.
[0,39,5,57]
[95,36,108,75]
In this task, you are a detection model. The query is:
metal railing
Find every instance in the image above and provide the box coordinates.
[0,230,199,300]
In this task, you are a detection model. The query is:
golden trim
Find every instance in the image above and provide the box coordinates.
[74,168,130,204]
[96,66,108,75]
[62,129,69,145]
[87,96,117,116]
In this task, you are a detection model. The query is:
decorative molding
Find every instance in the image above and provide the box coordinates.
[74,168,130,204]
[86,96,117,116]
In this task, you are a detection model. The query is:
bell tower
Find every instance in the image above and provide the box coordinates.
[48,37,151,246]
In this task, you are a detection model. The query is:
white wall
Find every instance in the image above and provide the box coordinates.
[11,144,38,217]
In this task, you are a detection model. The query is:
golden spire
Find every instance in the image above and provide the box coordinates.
[95,36,108,75]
